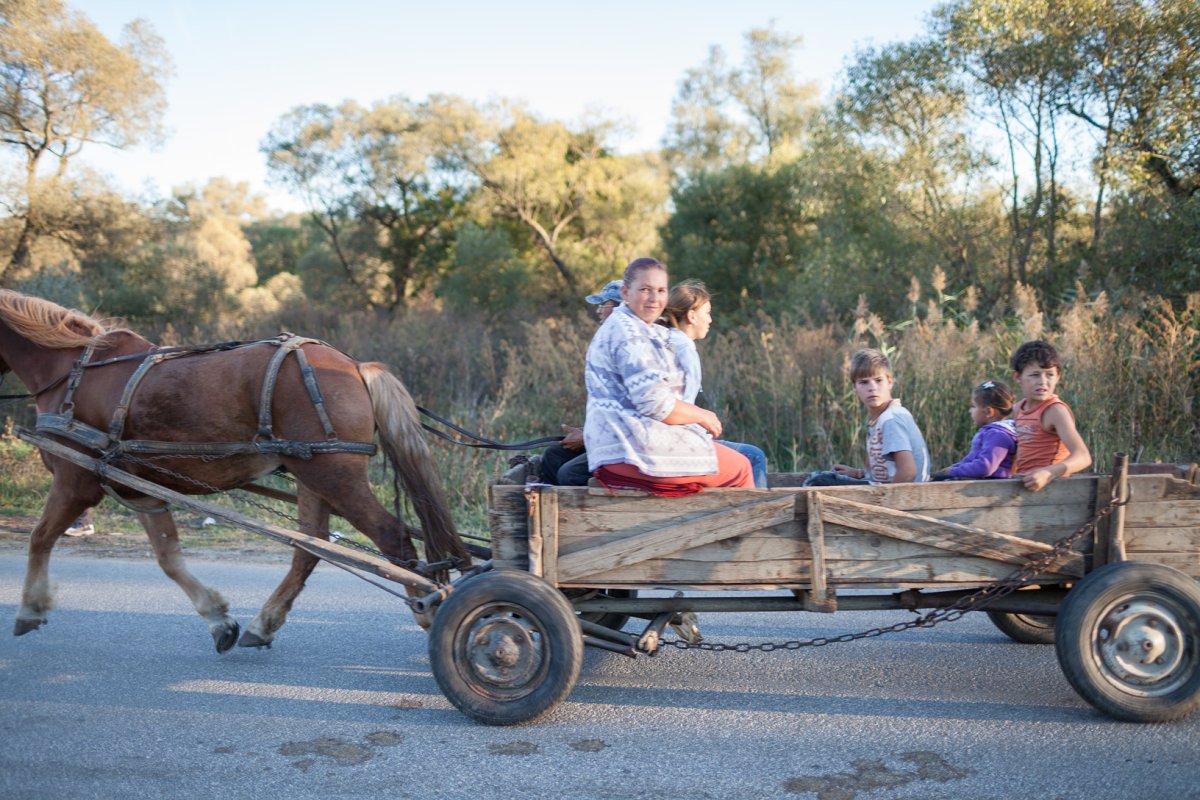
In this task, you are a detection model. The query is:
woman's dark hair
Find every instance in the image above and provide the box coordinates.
[662,279,711,328]
[973,379,1015,416]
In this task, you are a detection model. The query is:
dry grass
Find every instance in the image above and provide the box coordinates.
[4,287,1197,538]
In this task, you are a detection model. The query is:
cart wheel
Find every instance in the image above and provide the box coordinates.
[566,588,638,632]
[987,611,1056,644]
[429,570,582,725]
[1055,561,1200,722]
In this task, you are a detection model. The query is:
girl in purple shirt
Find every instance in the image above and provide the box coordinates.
[932,380,1018,480]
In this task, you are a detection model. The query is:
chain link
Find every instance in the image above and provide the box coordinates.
[666,492,1126,653]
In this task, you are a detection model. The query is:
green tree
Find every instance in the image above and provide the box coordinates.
[661,161,816,318]
[0,0,169,283]
[664,24,817,176]
[839,39,1002,292]
[451,106,668,297]
[262,95,470,310]
[938,0,1081,291]
[93,178,298,326]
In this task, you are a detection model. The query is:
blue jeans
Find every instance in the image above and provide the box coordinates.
[720,440,767,488]
[803,469,870,487]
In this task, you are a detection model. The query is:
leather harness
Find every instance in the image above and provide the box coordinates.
[36,333,378,463]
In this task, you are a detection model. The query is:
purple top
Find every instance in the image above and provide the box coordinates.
[945,420,1018,479]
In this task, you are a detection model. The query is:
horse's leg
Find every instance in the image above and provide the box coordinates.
[285,465,432,625]
[238,483,329,649]
[137,507,240,653]
[14,477,96,636]
[288,459,418,564]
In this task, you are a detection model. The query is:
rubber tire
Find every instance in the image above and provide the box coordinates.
[987,611,1056,644]
[568,588,638,632]
[1055,561,1200,722]
[429,570,583,725]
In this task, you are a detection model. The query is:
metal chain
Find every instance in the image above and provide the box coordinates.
[105,451,446,575]
[666,492,1128,652]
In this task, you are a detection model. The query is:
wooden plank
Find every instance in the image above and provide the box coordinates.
[488,484,530,570]
[1127,474,1200,502]
[1122,499,1200,527]
[555,495,796,583]
[805,492,835,611]
[570,556,813,586]
[1093,475,1112,567]
[795,476,1098,511]
[1101,551,1199,577]
[542,490,559,586]
[1124,527,1200,551]
[526,488,543,577]
[20,431,440,593]
[819,494,1084,577]
[1110,454,1130,561]
[823,556,1042,584]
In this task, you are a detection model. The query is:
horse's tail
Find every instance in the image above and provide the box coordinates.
[357,362,470,566]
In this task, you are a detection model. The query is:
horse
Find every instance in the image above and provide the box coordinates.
[0,289,469,652]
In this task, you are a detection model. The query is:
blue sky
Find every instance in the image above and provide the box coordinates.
[70,0,943,211]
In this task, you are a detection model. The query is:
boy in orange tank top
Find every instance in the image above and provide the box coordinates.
[1010,340,1092,492]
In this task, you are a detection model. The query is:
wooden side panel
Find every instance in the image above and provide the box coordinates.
[489,484,530,570]
[488,474,1200,589]
[818,494,1084,577]
[556,495,796,583]
[1122,481,1200,578]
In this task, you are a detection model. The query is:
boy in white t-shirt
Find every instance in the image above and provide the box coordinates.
[804,348,930,486]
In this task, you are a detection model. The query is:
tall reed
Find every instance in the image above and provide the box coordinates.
[6,289,1196,539]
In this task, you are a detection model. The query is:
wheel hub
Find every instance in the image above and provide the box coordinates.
[462,608,543,692]
[1097,599,1188,693]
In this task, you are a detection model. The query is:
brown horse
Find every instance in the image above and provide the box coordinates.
[0,289,468,651]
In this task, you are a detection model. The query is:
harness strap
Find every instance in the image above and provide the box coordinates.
[60,343,97,415]
[293,345,337,440]
[108,351,167,443]
[257,334,319,440]
[34,332,377,463]
[101,482,169,514]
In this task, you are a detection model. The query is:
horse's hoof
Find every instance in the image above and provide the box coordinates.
[237,629,272,649]
[13,617,44,637]
[213,621,240,654]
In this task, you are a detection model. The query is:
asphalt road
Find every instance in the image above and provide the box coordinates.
[1,551,1197,800]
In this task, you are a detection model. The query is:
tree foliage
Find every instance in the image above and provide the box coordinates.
[449,106,667,297]
[262,95,470,309]
[0,0,170,282]
[664,24,818,176]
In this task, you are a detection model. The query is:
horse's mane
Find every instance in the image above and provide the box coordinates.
[0,290,128,349]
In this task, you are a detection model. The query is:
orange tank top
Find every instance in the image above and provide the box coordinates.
[1013,395,1071,473]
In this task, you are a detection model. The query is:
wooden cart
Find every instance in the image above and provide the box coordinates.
[21,429,1200,727]
[426,461,1200,725]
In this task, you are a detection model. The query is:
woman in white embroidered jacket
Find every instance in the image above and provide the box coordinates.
[583,257,752,493]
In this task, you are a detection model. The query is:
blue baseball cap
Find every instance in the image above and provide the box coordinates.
[586,280,623,305]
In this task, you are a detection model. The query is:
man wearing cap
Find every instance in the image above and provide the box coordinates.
[536,279,623,485]
[586,279,623,323]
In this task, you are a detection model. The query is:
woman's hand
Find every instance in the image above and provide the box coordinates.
[662,399,722,438]
[697,409,722,438]
[833,464,865,480]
